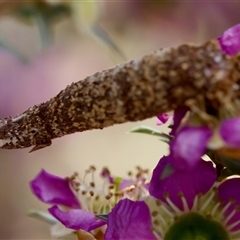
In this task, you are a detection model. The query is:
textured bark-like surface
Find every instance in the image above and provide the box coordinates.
[0,39,239,151]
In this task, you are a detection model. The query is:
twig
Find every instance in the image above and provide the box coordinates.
[0,40,238,152]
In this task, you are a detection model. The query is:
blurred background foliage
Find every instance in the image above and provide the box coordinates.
[0,1,240,239]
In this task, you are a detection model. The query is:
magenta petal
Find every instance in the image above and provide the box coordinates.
[30,169,80,208]
[218,178,240,231]
[170,126,212,167]
[105,199,156,240]
[149,156,216,210]
[48,205,106,231]
[218,178,240,204]
[157,113,171,125]
[218,23,240,55]
[219,117,240,147]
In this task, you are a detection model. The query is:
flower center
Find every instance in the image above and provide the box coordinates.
[68,165,150,215]
[165,213,230,240]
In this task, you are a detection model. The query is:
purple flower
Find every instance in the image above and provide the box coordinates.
[155,109,240,171]
[148,155,240,239]
[30,166,150,238]
[103,153,217,239]
[30,168,106,235]
[105,154,240,239]
[218,23,240,55]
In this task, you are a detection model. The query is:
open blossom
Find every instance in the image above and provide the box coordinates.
[106,154,240,240]
[30,166,150,239]
[30,167,105,238]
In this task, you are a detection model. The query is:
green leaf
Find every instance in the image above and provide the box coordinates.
[129,125,171,140]
[159,138,171,144]
[95,214,108,221]
[28,209,57,225]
